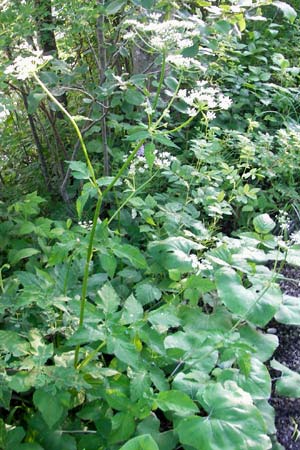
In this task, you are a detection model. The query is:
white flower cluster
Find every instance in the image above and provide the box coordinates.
[166,55,205,71]
[0,102,9,122]
[123,14,205,68]
[127,149,176,177]
[277,210,291,232]
[5,51,52,80]
[177,81,232,118]
[78,220,93,230]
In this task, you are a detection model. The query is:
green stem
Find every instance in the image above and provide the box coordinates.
[102,139,146,198]
[108,171,159,225]
[33,73,100,195]
[77,341,106,370]
[153,72,183,130]
[151,51,167,118]
[74,195,103,367]
[161,112,197,135]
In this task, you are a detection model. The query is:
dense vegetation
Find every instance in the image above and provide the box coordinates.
[1,0,300,449]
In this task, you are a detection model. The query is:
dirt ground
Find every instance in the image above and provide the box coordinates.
[270,265,300,449]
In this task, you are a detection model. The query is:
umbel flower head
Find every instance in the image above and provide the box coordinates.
[5,51,52,80]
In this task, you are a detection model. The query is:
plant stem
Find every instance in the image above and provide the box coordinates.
[73,195,103,367]
[33,73,100,195]
[108,171,158,225]
[152,51,166,116]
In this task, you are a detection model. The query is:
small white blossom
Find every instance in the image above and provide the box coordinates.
[131,209,137,219]
[207,111,216,121]
[5,51,52,80]
[218,95,232,110]
[166,54,205,71]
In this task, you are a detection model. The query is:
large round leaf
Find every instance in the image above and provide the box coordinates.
[275,294,300,325]
[215,267,281,326]
[253,214,275,234]
[177,381,271,450]
[216,358,271,400]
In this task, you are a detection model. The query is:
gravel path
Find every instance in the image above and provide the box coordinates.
[270,266,300,449]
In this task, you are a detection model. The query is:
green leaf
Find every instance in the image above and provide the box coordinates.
[108,412,135,444]
[68,161,90,180]
[148,304,181,332]
[33,389,70,429]
[106,0,126,15]
[215,267,282,326]
[144,143,156,171]
[148,237,201,273]
[164,76,179,92]
[119,434,159,450]
[0,330,29,356]
[153,133,179,149]
[177,381,271,450]
[8,248,40,265]
[275,294,300,325]
[27,92,46,114]
[173,371,210,398]
[273,1,297,22]
[121,294,144,324]
[97,282,120,314]
[112,243,148,269]
[155,390,199,416]
[125,89,145,105]
[107,335,141,369]
[135,283,161,306]
[216,357,271,400]
[239,325,278,362]
[271,360,300,397]
[164,331,219,373]
[126,130,150,141]
[253,214,275,234]
[100,253,117,278]
[14,444,44,450]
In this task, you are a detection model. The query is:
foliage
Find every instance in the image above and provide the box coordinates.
[1,0,300,449]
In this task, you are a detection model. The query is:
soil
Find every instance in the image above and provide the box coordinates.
[269,265,300,449]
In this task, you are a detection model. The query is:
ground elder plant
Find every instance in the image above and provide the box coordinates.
[1,1,300,449]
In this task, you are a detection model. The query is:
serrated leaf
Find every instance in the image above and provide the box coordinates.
[112,243,147,269]
[177,381,271,450]
[156,390,199,416]
[97,282,120,314]
[135,283,161,306]
[68,161,90,180]
[100,253,117,278]
[107,335,141,369]
[121,294,144,324]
